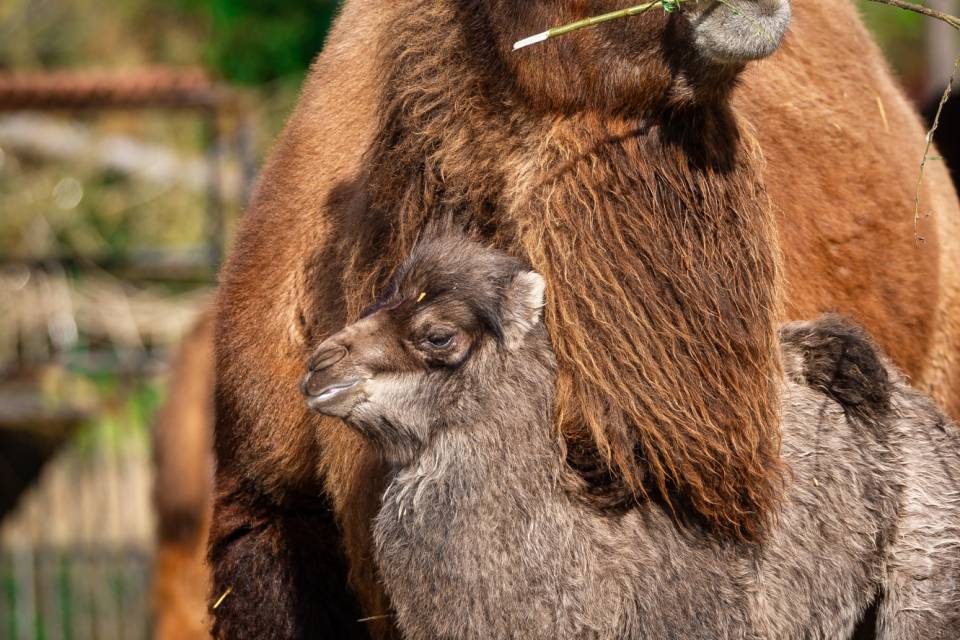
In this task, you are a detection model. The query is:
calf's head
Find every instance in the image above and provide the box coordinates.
[303,234,548,465]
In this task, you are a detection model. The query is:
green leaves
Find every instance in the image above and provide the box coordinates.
[176,0,341,85]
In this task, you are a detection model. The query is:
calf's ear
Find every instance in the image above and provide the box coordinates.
[501,270,546,349]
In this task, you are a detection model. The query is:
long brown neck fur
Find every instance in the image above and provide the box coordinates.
[342,0,784,538]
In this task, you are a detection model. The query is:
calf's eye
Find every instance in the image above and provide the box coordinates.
[424,334,454,349]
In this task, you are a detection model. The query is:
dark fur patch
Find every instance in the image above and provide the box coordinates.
[781,315,892,422]
[207,484,370,640]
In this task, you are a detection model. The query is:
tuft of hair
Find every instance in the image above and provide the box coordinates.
[387,226,537,344]
[780,315,893,423]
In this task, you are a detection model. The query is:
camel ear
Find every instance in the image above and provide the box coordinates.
[501,270,546,349]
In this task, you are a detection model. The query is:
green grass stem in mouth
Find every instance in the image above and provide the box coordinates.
[512,1,677,51]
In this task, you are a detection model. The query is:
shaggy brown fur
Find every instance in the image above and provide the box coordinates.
[343,6,784,532]
[209,0,960,637]
[152,313,214,640]
[326,32,782,625]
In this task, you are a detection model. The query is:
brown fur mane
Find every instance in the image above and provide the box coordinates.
[338,0,785,537]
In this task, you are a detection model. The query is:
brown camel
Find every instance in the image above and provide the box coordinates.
[199,0,960,637]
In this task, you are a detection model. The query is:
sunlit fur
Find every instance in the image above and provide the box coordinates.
[324,236,960,640]
[208,0,960,636]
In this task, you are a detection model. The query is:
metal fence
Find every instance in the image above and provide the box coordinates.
[1,412,155,640]
[0,394,154,640]
[0,68,242,639]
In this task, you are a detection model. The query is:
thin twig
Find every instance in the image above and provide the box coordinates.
[874,94,890,133]
[866,0,960,30]
[212,586,233,610]
[912,56,958,242]
[860,0,959,242]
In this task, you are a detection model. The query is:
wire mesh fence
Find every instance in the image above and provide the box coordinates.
[0,385,157,640]
[0,63,248,640]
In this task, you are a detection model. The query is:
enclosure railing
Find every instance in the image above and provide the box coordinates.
[0,67,247,639]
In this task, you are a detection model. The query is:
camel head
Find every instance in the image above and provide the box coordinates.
[484,0,791,112]
[303,232,549,465]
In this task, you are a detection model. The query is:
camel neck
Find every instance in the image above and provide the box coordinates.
[384,365,562,516]
[373,369,595,639]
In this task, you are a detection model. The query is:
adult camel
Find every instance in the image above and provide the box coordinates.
[207,0,960,637]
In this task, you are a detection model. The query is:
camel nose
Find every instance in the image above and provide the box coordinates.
[308,344,348,372]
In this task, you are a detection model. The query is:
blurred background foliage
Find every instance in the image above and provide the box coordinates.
[0,0,336,79]
[0,0,343,263]
[178,0,339,86]
[0,0,338,86]
[860,1,927,93]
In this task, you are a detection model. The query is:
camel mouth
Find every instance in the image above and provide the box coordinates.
[686,0,791,65]
[305,378,362,412]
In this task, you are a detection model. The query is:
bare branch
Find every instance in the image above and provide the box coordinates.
[913,55,958,242]
[866,0,960,31]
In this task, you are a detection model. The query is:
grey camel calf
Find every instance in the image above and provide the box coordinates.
[303,232,960,639]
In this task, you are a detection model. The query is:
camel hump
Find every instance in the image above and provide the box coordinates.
[780,314,893,421]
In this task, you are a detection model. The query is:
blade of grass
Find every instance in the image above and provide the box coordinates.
[513,2,666,50]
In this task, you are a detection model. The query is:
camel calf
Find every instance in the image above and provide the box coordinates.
[304,233,960,640]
